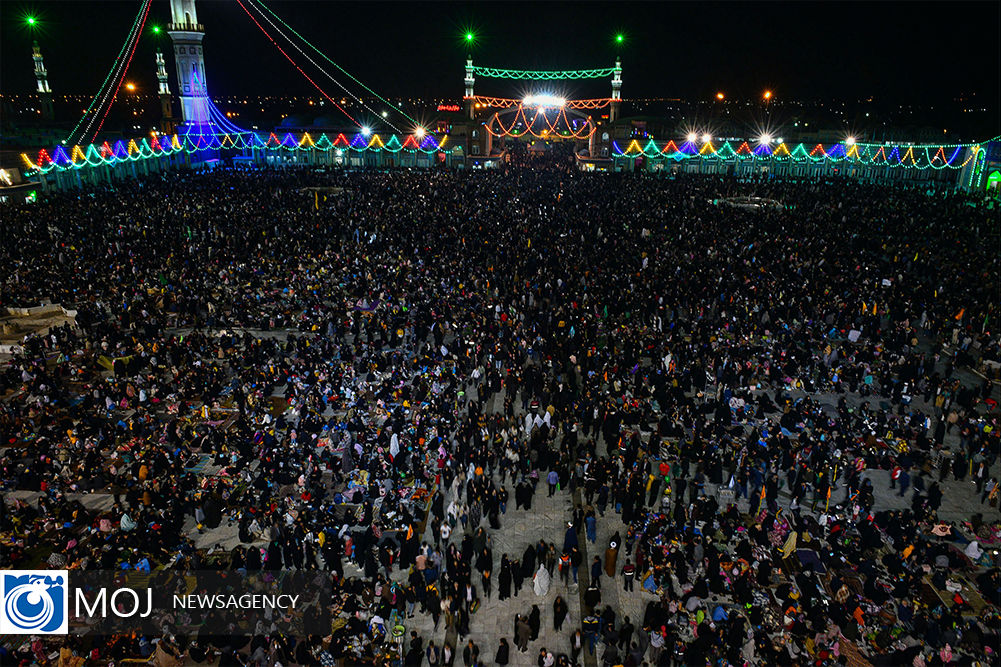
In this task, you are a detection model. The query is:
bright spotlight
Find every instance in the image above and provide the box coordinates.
[759,134,772,144]
[523,94,565,108]
[845,136,856,146]
[716,92,724,101]
[381,111,388,118]
[125,82,136,92]
[415,127,426,138]
[686,132,698,143]
[361,126,371,137]
[763,90,772,100]
[701,133,712,143]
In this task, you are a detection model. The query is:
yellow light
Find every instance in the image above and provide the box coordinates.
[125,82,136,92]
[716,92,724,101]
[763,90,772,100]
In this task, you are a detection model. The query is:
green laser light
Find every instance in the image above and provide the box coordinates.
[152,25,161,34]
[465,32,475,42]
[616,34,624,43]
[26,16,37,25]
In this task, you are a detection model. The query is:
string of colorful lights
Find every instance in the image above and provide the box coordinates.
[484,104,596,140]
[466,96,612,110]
[240,0,402,133]
[24,133,993,178]
[250,0,421,129]
[565,98,613,110]
[466,96,521,109]
[64,0,151,145]
[471,66,617,80]
[22,131,450,175]
[610,138,990,172]
[89,0,152,143]
[23,135,992,178]
[234,0,359,128]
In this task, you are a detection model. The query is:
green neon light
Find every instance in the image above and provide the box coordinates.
[472,66,616,80]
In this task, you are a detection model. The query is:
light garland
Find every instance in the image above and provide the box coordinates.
[22,131,450,175]
[466,96,612,111]
[67,0,152,145]
[609,137,998,171]
[472,66,617,80]
[567,98,612,110]
[466,96,521,109]
[240,0,402,133]
[250,0,421,129]
[89,0,151,143]
[64,0,151,145]
[235,0,359,127]
[484,105,595,140]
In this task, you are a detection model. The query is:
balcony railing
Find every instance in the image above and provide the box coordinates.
[167,22,204,32]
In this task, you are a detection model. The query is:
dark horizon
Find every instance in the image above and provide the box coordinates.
[1,1,998,110]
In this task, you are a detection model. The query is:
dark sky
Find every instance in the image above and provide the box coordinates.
[2,1,998,106]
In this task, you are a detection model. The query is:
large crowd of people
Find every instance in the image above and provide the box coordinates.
[0,152,998,666]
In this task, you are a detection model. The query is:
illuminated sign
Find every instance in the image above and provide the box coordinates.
[437,104,461,112]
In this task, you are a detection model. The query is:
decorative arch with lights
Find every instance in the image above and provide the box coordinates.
[462,58,624,140]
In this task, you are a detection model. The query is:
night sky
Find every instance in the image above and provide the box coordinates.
[2,1,998,106]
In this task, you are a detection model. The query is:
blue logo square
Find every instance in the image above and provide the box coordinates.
[0,570,68,634]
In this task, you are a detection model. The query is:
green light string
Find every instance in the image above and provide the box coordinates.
[251,0,421,128]
[472,67,616,80]
[63,0,148,145]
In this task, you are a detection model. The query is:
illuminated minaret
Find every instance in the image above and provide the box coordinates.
[464,57,476,119]
[156,48,176,133]
[610,58,622,123]
[167,0,210,124]
[32,40,54,120]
